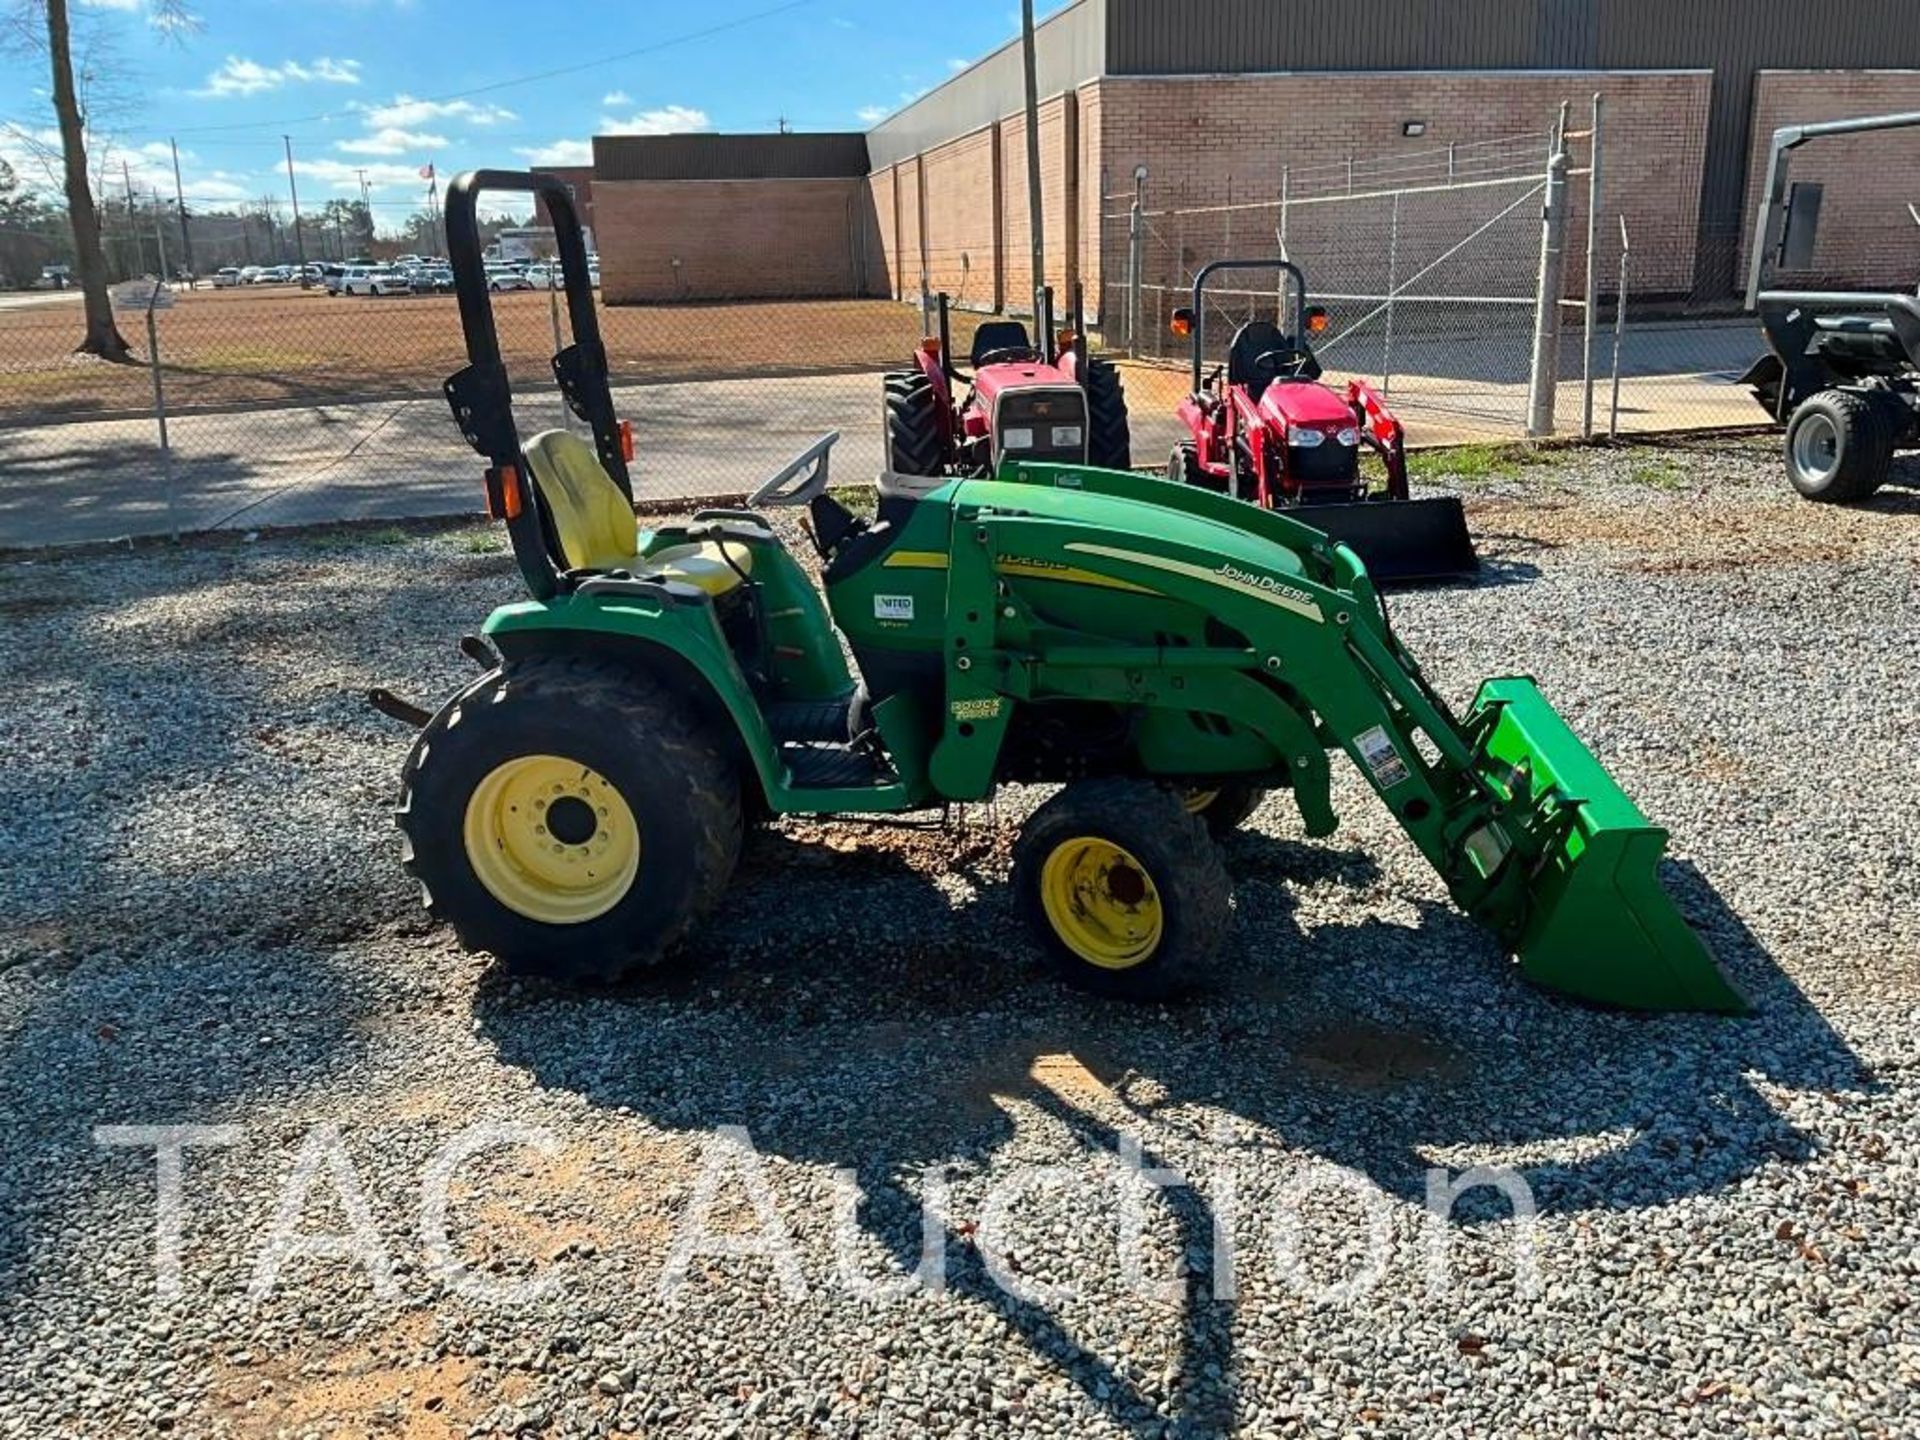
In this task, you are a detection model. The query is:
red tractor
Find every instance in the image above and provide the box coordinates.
[1166,258,1478,584]
[883,287,1131,478]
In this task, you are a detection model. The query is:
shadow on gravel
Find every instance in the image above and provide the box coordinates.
[475,826,1871,1438]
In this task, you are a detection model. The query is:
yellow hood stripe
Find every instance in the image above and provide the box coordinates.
[883,548,1156,596]
[1064,542,1324,622]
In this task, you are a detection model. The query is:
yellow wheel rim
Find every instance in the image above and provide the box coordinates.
[1181,787,1221,815]
[462,754,641,925]
[1038,836,1165,970]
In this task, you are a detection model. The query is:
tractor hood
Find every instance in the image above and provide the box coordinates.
[1260,380,1356,430]
[970,361,1076,406]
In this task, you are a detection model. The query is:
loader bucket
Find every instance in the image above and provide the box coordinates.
[1297,497,1479,586]
[1468,678,1750,1014]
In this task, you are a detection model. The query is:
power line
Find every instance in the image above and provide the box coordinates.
[168,0,824,137]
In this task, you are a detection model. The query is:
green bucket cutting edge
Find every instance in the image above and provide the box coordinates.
[1469,678,1750,1015]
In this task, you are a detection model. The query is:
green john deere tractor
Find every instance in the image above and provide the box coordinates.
[386,169,1745,1013]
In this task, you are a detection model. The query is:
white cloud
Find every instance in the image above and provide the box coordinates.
[857,104,890,125]
[947,57,970,73]
[81,0,143,10]
[602,90,631,107]
[514,139,593,167]
[194,56,362,98]
[598,105,710,136]
[289,157,428,192]
[352,95,516,129]
[336,127,448,156]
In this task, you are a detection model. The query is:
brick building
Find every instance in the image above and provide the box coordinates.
[592,0,1920,309]
[529,166,597,239]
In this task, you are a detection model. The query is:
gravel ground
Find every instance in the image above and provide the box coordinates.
[2,436,1916,1439]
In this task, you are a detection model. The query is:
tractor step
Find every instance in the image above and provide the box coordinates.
[766,697,856,744]
[782,740,895,791]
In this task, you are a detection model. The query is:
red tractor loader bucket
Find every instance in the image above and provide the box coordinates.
[1296,497,1479,585]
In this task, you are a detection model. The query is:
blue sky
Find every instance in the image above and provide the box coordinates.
[1,0,1073,231]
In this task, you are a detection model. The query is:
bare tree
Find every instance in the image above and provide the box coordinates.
[7,0,196,361]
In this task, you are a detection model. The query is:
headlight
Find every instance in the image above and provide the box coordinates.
[1002,427,1035,450]
[1052,424,1083,448]
[1290,427,1324,448]
[1336,427,1360,447]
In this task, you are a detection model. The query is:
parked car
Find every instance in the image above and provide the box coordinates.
[485,264,532,292]
[341,265,413,297]
[411,266,455,294]
[212,266,243,289]
[238,266,264,284]
[522,262,563,290]
[319,263,348,294]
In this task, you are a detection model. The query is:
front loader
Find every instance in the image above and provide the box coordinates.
[388,167,1745,1015]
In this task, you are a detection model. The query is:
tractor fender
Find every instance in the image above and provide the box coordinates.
[914,346,957,439]
[481,599,784,806]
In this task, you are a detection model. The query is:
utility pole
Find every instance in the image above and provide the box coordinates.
[356,168,373,255]
[1020,0,1044,317]
[284,135,308,281]
[169,138,193,282]
[121,156,137,277]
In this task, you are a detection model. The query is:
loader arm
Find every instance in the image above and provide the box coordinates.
[945,464,1746,1014]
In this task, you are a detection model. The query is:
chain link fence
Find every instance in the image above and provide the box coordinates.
[17,99,1915,549]
[1101,105,1803,450]
[0,276,985,547]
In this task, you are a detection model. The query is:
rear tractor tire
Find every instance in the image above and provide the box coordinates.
[1784,388,1893,502]
[883,370,947,477]
[1013,779,1231,1001]
[396,657,742,984]
[1084,358,1132,470]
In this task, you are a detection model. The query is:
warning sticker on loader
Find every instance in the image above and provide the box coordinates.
[874,594,915,622]
[1355,725,1411,790]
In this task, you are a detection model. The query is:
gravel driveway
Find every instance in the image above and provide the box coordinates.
[2,438,1916,1438]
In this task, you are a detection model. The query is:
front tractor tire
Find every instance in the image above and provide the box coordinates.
[397,657,742,984]
[1784,388,1893,502]
[1085,358,1132,470]
[883,370,947,477]
[1013,779,1231,1001]
[1180,781,1270,839]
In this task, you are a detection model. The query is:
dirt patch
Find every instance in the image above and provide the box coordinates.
[1291,1023,1458,1090]
[0,290,980,423]
[1468,489,1919,570]
[204,1312,491,1439]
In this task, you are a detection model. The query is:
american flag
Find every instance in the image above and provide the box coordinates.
[419,163,435,181]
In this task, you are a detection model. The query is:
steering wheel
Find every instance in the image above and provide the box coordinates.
[1251,346,1313,380]
[974,346,1040,366]
[748,431,840,509]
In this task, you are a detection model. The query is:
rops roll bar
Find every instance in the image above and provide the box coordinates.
[443,169,627,601]
[1183,258,1309,395]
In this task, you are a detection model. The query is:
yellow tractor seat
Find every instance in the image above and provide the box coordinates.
[520,429,752,598]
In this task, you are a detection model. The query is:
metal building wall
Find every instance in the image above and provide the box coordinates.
[865,0,1107,169]
[593,132,871,182]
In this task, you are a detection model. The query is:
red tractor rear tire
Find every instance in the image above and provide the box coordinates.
[883,370,946,476]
